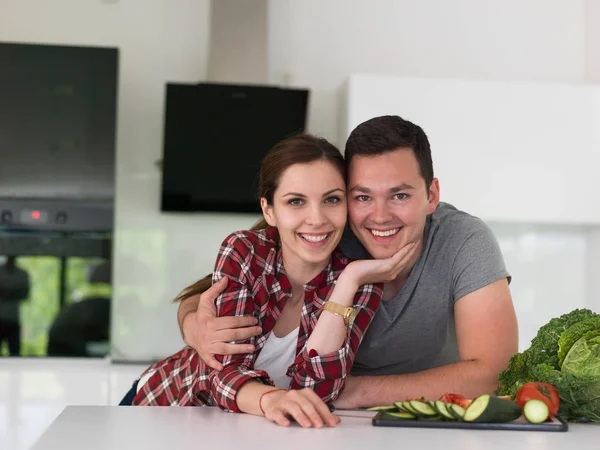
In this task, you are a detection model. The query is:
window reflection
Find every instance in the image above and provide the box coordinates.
[0,251,111,358]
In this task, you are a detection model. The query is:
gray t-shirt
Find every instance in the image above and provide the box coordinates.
[340,202,510,377]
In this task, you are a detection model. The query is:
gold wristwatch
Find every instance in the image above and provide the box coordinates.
[323,301,357,327]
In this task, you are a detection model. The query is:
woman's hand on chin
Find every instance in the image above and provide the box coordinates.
[344,241,419,286]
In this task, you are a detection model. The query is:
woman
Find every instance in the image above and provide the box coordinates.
[130,134,401,427]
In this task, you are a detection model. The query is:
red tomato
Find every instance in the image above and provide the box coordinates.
[439,393,472,409]
[515,382,560,417]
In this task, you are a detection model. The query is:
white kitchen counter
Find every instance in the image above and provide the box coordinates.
[32,405,599,450]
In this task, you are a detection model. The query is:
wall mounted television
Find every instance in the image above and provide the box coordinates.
[160,83,309,213]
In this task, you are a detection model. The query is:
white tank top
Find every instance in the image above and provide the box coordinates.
[254,327,299,389]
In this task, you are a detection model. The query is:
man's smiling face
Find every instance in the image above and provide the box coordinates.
[347,147,439,260]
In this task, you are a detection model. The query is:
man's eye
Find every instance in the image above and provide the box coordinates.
[324,196,342,204]
[393,193,409,201]
[288,198,303,206]
[355,195,370,202]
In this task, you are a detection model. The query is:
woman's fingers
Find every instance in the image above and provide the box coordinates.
[283,400,313,428]
[264,389,340,428]
[294,399,324,428]
[267,410,291,427]
[287,390,339,428]
[302,390,340,427]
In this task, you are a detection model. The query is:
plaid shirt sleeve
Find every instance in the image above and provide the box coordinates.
[288,282,381,403]
[208,233,274,412]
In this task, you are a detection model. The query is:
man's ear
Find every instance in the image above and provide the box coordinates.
[260,198,277,227]
[427,178,440,215]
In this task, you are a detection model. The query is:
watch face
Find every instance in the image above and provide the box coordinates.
[348,308,357,327]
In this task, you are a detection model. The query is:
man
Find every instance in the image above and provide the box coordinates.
[0,256,30,356]
[176,115,518,408]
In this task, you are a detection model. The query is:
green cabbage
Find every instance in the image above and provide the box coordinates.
[561,332,600,377]
[496,308,600,422]
[557,317,600,367]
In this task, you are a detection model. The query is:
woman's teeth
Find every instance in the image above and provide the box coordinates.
[370,228,400,237]
[300,233,328,242]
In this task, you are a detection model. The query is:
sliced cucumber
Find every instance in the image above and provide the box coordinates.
[523,399,550,424]
[447,404,466,420]
[366,405,397,412]
[383,411,416,420]
[463,395,521,423]
[400,401,420,415]
[427,400,438,411]
[433,401,456,420]
[409,400,438,417]
[392,401,408,412]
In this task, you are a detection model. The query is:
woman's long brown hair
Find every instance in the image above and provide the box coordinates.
[172,133,345,304]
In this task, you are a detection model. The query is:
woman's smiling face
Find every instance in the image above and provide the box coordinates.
[261,159,347,270]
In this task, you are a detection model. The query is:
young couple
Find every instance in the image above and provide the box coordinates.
[127,115,519,429]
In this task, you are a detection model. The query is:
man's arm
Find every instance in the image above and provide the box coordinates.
[177,277,262,370]
[335,278,518,408]
[177,291,201,339]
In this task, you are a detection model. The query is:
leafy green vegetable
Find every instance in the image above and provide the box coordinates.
[527,309,598,371]
[557,317,600,367]
[497,352,528,398]
[535,369,600,422]
[562,333,600,377]
[495,308,600,422]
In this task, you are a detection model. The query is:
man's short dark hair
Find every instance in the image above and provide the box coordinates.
[345,115,434,190]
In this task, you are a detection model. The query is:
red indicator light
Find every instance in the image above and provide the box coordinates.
[32,211,41,220]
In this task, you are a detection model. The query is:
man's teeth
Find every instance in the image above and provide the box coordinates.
[370,228,400,237]
[300,234,328,242]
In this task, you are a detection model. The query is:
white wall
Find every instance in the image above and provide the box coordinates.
[0,0,260,361]
[207,0,269,84]
[585,0,600,83]
[268,0,586,145]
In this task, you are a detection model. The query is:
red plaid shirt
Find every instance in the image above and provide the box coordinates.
[133,227,381,411]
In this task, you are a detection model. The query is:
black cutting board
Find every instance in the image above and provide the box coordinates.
[372,413,568,432]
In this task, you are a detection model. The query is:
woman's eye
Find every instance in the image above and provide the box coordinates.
[288,198,304,206]
[324,196,342,204]
[355,195,370,202]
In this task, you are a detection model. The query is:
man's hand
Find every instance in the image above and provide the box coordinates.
[181,277,262,370]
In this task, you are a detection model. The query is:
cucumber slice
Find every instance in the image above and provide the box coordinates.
[393,401,409,412]
[433,401,456,420]
[427,400,439,411]
[409,400,438,417]
[383,411,416,420]
[400,401,420,415]
[366,405,397,412]
[523,399,550,424]
[448,404,466,420]
[463,394,521,423]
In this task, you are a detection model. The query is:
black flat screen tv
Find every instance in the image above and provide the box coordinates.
[160,83,309,213]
